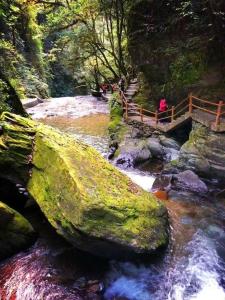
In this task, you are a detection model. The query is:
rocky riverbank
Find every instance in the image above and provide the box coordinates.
[166,122,225,182]
[108,99,225,197]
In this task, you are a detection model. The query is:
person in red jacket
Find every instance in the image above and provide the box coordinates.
[159,98,168,122]
[159,98,168,112]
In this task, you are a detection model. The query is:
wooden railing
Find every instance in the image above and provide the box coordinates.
[119,90,224,130]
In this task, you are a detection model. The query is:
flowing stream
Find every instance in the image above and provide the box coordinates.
[0,96,225,300]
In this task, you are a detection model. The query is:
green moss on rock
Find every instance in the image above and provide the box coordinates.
[0,112,168,259]
[0,201,35,260]
[108,92,128,149]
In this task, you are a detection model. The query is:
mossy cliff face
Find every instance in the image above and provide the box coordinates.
[0,113,168,259]
[0,201,35,260]
[0,73,27,116]
[0,113,35,183]
[108,92,128,151]
[169,122,225,181]
[128,0,225,106]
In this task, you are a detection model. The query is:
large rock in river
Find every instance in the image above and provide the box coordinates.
[0,201,35,260]
[168,122,225,182]
[0,113,168,259]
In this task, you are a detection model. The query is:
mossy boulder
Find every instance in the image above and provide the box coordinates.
[0,112,168,259]
[166,122,225,181]
[0,201,35,260]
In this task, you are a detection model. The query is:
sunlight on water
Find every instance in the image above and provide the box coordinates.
[27,96,108,119]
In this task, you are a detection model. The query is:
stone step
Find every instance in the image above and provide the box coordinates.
[126,89,137,92]
[128,86,138,90]
[130,78,138,83]
[125,92,136,96]
[128,84,138,88]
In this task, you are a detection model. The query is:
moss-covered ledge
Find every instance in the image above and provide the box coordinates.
[0,201,35,260]
[0,112,168,259]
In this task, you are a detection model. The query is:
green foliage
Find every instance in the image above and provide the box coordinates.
[108,92,123,133]
[128,0,225,103]
[44,0,132,92]
[0,0,49,99]
[0,80,11,113]
[170,52,205,87]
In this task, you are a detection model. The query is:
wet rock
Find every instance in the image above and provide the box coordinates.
[116,139,152,168]
[159,136,181,150]
[86,280,104,294]
[167,190,204,202]
[170,122,225,180]
[172,170,208,193]
[0,112,168,259]
[146,138,163,158]
[108,146,117,160]
[130,128,143,139]
[152,175,172,192]
[0,201,35,260]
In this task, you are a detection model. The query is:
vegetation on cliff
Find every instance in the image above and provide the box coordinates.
[128,0,225,107]
[1,0,224,103]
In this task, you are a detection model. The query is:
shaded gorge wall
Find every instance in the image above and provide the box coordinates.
[128,0,225,108]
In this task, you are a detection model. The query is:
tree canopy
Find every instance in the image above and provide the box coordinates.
[0,0,224,103]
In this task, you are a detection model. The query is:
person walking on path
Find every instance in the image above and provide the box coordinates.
[119,78,125,92]
[159,98,168,122]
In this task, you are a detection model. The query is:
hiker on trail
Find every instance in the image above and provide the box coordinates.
[159,98,168,112]
[101,83,107,94]
[159,98,168,122]
[119,78,125,92]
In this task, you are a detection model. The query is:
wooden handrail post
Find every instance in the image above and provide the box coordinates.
[120,92,123,107]
[189,93,193,114]
[215,100,223,129]
[155,110,158,125]
[140,106,143,122]
[125,101,128,121]
[171,106,175,122]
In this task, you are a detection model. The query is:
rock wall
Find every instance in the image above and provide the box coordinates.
[169,122,225,182]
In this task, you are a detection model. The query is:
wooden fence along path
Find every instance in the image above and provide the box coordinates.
[120,92,225,133]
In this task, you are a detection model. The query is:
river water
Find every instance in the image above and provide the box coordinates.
[0,96,225,300]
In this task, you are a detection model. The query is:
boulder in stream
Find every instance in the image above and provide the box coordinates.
[168,122,225,181]
[172,170,208,194]
[0,201,35,260]
[0,113,168,259]
[116,139,152,168]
